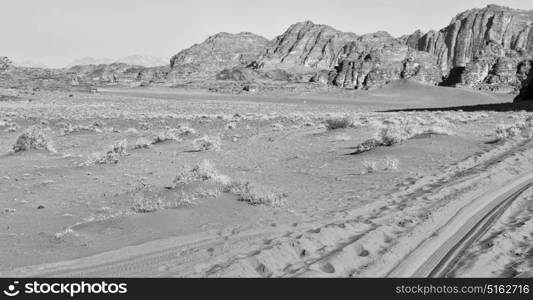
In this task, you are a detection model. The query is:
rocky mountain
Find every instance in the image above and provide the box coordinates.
[67,63,169,86]
[66,55,167,68]
[221,21,443,89]
[3,4,532,98]
[0,56,12,71]
[12,60,50,69]
[167,32,269,82]
[257,21,359,70]
[224,5,532,94]
[406,4,533,93]
[116,55,167,67]
[66,57,115,68]
[0,56,91,91]
[314,42,442,89]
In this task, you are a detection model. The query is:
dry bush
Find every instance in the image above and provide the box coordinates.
[351,120,453,155]
[383,156,400,170]
[361,156,400,173]
[138,122,152,131]
[132,187,194,213]
[84,139,127,165]
[192,135,221,151]
[272,123,284,131]
[152,128,182,144]
[12,125,55,152]
[58,121,104,136]
[134,137,152,149]
[494,122,531,141]
[362,160,378,173]
[173,160,230,186]
[224,122,238,130]
[175,124,196,136]
[325,116,354,130]
[223,181,287,207]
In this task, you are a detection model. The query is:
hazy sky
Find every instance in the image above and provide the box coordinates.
[2,0,533,67]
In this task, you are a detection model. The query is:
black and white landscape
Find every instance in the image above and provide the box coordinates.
[1,1,533,278]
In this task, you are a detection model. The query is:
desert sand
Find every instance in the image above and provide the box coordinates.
[0,81,532,277]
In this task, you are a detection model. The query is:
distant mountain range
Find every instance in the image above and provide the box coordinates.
[66,54,167,68]
[12,60,51,69]
[2,4,532,101]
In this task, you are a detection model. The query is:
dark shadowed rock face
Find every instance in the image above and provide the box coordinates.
[168,32,269,82]
[515,60,533,101]
[407,5,533,92]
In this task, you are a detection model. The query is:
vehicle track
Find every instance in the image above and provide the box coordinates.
[387,173,533,277]
[429,183,533,277]
[4,138,533,277]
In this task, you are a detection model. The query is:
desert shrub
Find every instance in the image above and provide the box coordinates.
[224,181,287,207]
[152,128,182,144]
[58,122,102,136]
[175,124,196,136]
[383,156,400,170]
[138,122,152,131]
[134,137,152,149]
[84,139,127,165]
[4,124,18,132]
[494,122,530,141]
[325,116,353,130]
[351,121,453,155]
[362,160,378,173]
[272,123,284,131]
[12,125,55,152]
[132,193,163,213]
[173,160,230,186]
[109,139,127,155]
[361,157,400,173]
[378,125,410,146]
[350,138,382,154]
[132,188,194,213]
[224,122,238,130]
[192,135,221,151]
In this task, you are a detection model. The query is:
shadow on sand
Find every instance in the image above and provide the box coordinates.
[383,101,533,113]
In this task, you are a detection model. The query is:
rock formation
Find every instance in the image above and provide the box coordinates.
[3,4,533,95]
[312,38,442,89]
[68,63,147,85]
[406,5,533,92]
[225,21,442,89]
[0,56,12,72]
[514,60,533,101]
[168,32,269,82]
[257,21,358,70]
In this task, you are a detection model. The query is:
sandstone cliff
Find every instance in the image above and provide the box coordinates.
[232,21,442,89]
[407,5,533,93]
[257,21,358,70]
[312,38,442,89]
[168,32,268,82]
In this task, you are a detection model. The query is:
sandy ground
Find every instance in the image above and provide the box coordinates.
[0,82,531,277]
